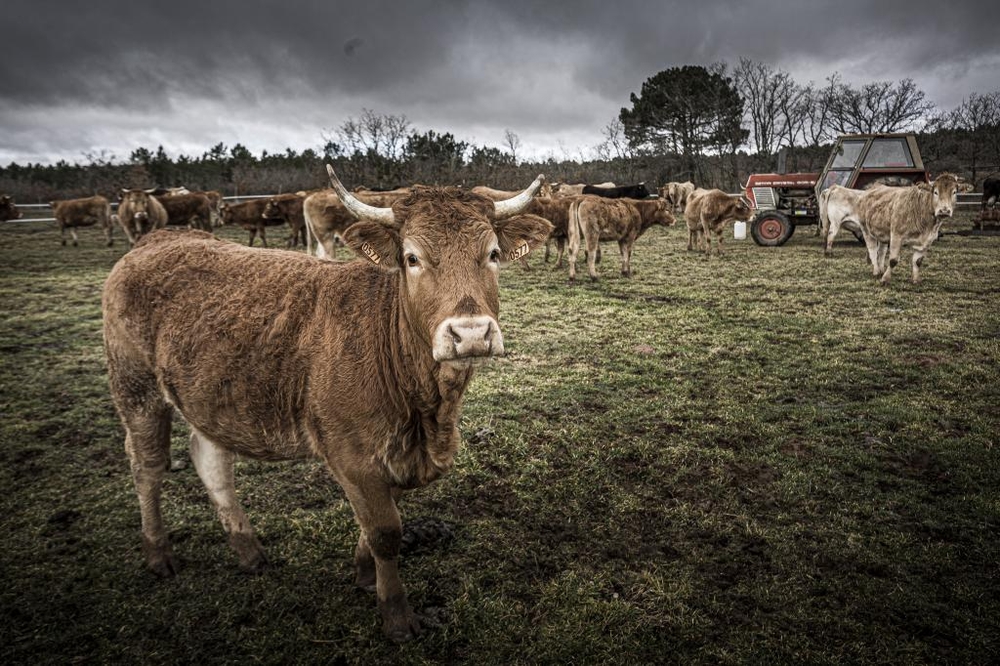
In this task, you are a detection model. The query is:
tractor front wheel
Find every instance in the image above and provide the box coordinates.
[751,211,795,247]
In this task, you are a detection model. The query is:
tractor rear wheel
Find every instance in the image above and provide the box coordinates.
[751,211,795,246]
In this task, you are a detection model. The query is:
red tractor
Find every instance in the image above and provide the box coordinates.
[743,133,930,246]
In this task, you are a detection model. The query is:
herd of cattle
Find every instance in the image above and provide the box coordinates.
[1,165,989,643]
[0,169,992,287]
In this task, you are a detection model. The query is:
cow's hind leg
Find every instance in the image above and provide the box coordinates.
[121,403,176,576]
[189,431,268,573]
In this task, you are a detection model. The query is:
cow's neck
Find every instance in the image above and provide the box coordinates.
[374,276,475,487]
[634,201,660,234]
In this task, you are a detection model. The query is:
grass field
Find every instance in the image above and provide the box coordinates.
[1,214,998,664]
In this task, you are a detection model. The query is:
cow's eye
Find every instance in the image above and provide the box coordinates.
[488,248,501,263]
[406,254,420,267]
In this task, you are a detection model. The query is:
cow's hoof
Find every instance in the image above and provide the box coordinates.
[382,610,422,643]
[143,538,179,578]
[230,533,269,573]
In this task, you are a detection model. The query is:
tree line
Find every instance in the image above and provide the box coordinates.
[2,61,998,204]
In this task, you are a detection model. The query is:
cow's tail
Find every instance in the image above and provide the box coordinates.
[818,188,831,240]
[567,197,582,259]
[303,206,321,259]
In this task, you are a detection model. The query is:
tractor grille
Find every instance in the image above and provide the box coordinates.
[752,187,777,210]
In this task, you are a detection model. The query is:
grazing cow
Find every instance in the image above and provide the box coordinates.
[659,181,696,213]
[118,189,169,246]
[262,193,308,248]
[155,192,214,231]
[567,196,675,281]
[819,185,866,256]
[856,173,962,285]
[1,195,22,221]
[581,182,651,199]
[102,167,552,642]
[687,190,752,257]
[50,195,114,246]
[682,188,712,251]
[982,173,1000,211]
[303,189,411,260]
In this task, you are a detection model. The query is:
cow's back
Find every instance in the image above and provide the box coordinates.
[102,230,391,459]
[858,185,932,240]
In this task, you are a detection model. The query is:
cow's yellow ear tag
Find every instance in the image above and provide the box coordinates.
[361,242,381,265]
[507,241,529,261]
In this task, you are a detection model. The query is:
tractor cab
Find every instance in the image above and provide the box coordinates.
[744,133,929,246]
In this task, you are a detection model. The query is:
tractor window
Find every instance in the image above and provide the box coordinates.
[823,170,853,190]
[832,140,866,168]
[862,139,914,168]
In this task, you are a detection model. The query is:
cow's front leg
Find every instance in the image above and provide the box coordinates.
[881,235,903,285]
[343,478,420,643]
[911,243,930,284]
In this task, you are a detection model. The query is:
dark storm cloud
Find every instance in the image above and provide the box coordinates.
[1,0,998,165]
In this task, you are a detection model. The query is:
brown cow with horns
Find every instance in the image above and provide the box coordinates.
[102,167,552,643]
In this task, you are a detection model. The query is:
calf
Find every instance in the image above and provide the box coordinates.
[567,196,674,281]
[220,199,286,247]
[1,195,22,221]
[50,195,114,246]
[118,189,169,245]
[102,167,551,642]
[262,193,308,248]
[857,173,962,284]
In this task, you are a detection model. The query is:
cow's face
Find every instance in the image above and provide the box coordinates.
[734,197,754,222]
[219,203,233,225]
[262,199,280,220]
[334,170,552,366]
[121,190,154,229]
[652,199,677,226]
[930,175,960,218]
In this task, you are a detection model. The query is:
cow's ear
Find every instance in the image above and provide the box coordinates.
[492,214,554,263]
[342,221,402,270]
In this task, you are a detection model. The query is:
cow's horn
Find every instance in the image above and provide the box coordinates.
[325,164,395,225]
[493,174,544,219]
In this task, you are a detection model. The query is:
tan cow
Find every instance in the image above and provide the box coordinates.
[856,173,964,285]
[660,181,696,213]
[682,188,712,251]
[303,189,410,260]
[524,196,578,268]
[688,190,753,257]
[262,193,308,248]
[50,195,114,246]
[102,168,551,642]
[567,196,675,281]
[118,189,169,246]
[551,181,615,198]
[818,185,866,256]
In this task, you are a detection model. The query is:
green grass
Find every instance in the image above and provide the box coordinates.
[1,217,998,664]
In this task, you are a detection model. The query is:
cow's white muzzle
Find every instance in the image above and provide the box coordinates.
[433,316,504,362]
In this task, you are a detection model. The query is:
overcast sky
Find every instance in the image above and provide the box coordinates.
[1,0,998,167]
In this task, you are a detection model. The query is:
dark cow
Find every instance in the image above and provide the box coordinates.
[220,199,286,247]
[262,193,308,248]
[857,173,963,285]
[155,192,214,231]
[581,182,651,199]
[567,196,675,281]
[102,167,551,642]
[50,195,114,246]
[118,189,169,245]
[1,195,22,221]
[982,173,1000,211]
[524,196,578,267]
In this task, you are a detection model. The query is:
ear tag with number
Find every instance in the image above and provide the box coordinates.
[361,242,381,265]
[507,241,530,261]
